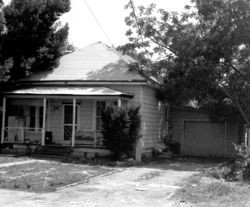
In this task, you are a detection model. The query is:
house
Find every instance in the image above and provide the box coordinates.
[0,42,167,160]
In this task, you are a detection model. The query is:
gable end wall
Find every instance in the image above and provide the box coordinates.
[141,86,165,149]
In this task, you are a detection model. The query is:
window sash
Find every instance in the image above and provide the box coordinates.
[96,101,106,131]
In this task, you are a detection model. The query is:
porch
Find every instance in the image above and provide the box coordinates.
[1,86,133,150]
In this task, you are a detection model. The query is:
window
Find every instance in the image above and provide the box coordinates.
[39,106,44,129]
[96,101,106,131]
[29,106,36,129]
[9,105,24,116]
[29,106,44,130]
[121,100,128,109]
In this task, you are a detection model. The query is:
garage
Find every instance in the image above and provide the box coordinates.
[170,107,240,157]
[182,121,226,157]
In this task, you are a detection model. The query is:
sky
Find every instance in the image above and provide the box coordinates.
[61,0,190,49]
[3,0,191,49]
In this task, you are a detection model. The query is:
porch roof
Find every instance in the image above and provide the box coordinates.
[3,86,133,98]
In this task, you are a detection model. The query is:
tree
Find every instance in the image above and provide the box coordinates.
[0,0,70,84]
[122,0,250,129]
[0,0,13,83]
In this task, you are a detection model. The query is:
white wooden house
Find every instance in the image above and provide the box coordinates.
[0,42,166,160]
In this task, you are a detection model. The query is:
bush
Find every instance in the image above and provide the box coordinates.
[207,143,250,181]
[101,106,141,160]
[231,143,250,181]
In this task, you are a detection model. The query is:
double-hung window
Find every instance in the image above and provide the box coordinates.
[28,106,43,131]
[96,101,106,131]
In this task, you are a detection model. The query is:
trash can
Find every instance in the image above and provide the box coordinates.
[45,131,53,144]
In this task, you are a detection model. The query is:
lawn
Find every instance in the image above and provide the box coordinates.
[0,155,29,164]
[171,173,250,207]
[0,161,115,192]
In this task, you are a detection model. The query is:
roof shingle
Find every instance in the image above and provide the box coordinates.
[26,42,147,82]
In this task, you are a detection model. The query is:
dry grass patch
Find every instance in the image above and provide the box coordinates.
[0,161,114,192]
[172,173,250,207]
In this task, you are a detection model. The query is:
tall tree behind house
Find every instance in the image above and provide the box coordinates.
[0,0,71,85]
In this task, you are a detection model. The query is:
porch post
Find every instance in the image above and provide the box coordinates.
[72,98,76,147]
[118,98,122,108]
[1,97,6,144]
[41,98,47,146]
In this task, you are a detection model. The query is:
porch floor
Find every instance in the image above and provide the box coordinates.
[0,143,110,157]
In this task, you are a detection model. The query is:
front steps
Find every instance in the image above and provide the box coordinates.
[34,145,73,157]
[1,143,111,159]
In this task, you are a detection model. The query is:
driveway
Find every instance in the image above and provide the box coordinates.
[0,158,219,207]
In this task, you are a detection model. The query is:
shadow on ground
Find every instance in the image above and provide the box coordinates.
[1,153,228,173]
[142,157,228,172]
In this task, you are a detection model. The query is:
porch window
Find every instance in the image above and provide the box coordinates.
[28,106,43,130]
[121,100,128,109]
[29,106,36,129]
[112,100,128,109]
[96,101,106,131]
[39,106,44,129]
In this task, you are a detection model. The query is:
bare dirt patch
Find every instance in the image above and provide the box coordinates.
[172,173,250,207]
[0,161,115,192]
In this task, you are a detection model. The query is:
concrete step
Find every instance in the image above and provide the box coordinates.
[31,154,67,160]
[34,146,72,156]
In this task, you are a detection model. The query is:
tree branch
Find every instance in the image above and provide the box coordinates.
[219,86,250,124]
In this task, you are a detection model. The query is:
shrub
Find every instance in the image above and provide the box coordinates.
[207,143,250,181]
[231,143,250,181]
[101,106,141,160]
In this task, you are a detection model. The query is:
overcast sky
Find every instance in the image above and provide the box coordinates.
[4,0,191,48]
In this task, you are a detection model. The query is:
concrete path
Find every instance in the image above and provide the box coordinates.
[0,159,216,207]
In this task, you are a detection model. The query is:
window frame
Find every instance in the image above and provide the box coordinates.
[96,101,106,131]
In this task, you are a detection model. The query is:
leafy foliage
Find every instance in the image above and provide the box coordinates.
[207,143,250,181]
[122,0,250,124]
[231,143,250,180]
[0,0,70,84]
[101,106,141,160]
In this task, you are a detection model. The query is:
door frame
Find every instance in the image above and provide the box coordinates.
[62,103,80,145]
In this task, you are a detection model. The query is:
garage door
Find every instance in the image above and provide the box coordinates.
[183,121,225,157]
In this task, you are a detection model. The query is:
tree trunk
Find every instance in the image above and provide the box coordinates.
[244,125,250,146]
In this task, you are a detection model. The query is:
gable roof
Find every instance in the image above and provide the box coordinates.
[25,42,158,84]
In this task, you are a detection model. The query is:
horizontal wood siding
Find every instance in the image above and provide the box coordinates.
[80,100,93,131]
[107,85,141,106]
[141,86,165,149]
[171,109,210,144]
[49,99,94,144]
[49,100,63,144]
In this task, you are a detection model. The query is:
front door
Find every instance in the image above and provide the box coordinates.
[63,104,79,144]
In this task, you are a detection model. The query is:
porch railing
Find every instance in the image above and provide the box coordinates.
[75,130,104,148]
[2,127,104,148]
[3,127,42,144]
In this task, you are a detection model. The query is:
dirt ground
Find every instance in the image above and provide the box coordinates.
[0,158,219,207]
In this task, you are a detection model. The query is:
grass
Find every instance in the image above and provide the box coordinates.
[0,155,29,164]
[172,173,250,207]
[0,161,115,192]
